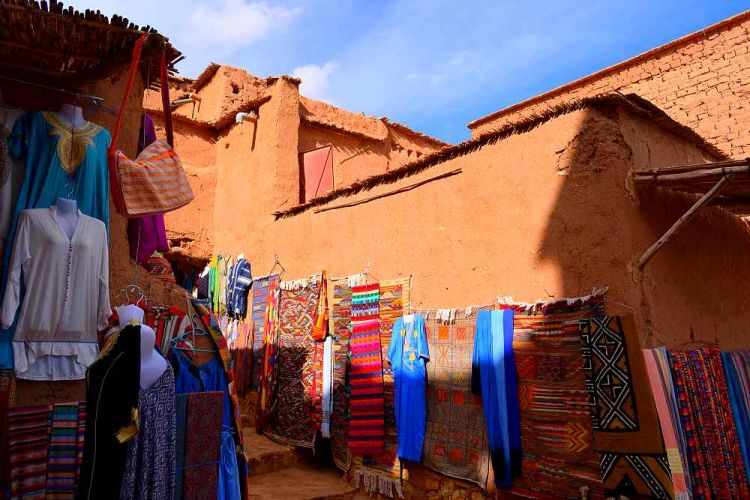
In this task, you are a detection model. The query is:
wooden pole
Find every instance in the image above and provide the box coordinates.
[314,168,462,214]
[635,173,733,269]
[636,158,749,177]
[634,163,750,183]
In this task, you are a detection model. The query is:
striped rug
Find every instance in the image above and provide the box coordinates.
[46,403,81,499]
[8,404,52,499]
[349,283,385,454]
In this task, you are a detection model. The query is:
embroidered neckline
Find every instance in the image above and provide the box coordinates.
[42,111,102,175]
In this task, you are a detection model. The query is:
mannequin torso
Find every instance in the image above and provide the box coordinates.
[57,103,86,128]
[54,198,79,239]
[116,304,168,389]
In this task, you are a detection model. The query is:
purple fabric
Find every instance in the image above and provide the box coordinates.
[128,113,170,264]
[138,113,158,152]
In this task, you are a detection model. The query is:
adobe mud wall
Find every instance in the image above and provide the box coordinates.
[217,105,750,352]
[469,12,750,158]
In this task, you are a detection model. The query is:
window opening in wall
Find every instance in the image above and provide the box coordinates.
[299,145,334,203]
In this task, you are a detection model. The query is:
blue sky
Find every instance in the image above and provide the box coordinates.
[78,0,747,143]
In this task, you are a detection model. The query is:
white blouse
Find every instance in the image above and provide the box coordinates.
[0,207,111,380]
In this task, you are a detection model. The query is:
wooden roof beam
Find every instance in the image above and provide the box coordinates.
[635,172,733,269]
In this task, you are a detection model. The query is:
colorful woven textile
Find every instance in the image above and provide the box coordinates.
[644,347,692,499]
[722,351,750,483]
[8,404,51,499]
[256,277,280,433]
[145,254,176,283]
[579,316,673,498]
[424,308,491,488]
[352,278,410,497]
[266,281,320,448]
[46,403,81,499]
[671,347,749,499]
[349,283,385,455]
[330,278,353,471]
[509,297,605,499]
[250,275,279,391]
[183,391,222,500]
[0,369,16,497]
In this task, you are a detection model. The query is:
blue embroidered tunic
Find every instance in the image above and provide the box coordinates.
[388,314,430,462]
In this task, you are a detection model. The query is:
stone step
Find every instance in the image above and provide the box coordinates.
[244,431,301,476]
[248,464,358,500]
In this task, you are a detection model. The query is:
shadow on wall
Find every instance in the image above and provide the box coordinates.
[538,106,750,349]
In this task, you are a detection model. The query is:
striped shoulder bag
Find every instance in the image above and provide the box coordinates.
[108,35,194,218]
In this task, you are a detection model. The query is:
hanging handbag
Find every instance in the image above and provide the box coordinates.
[108,35,194,218]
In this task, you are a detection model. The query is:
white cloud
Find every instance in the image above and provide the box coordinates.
[293,61,338,101]
[187,0,301,48]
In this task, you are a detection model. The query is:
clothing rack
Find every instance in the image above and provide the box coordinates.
[0,74,117,115]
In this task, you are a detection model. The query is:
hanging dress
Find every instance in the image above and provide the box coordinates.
[387,314,430,461]
[170,349,241,500]
[78,325,140,500]
[120,366,176,500]
[0,110,110,369]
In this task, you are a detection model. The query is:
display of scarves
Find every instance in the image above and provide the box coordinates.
[722,351,750,483]
[256,278,280,433]
[578,316,674,498]
[250,275,280,392]
[644,347,692,499]
[0,369,16,497]
[349,283,385,456]
[329,278,354,471]
[423,308,491,489]
[670,347,749,499]
[265,280,321,449]
[508,296,606,499]
[351,278,409,497]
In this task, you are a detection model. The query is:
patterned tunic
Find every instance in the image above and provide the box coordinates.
[120,366,176,500]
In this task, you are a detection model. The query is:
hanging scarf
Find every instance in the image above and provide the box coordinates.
[312,271,329,341]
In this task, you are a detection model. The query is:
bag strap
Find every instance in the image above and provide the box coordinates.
[109,35,175,152]
[160,50,174,147]
[109,34,146,155]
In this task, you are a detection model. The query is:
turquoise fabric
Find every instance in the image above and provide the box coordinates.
[0,111,110,369]
[388,314,430,461]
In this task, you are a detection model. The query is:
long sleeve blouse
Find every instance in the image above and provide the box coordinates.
[0,207,111,379]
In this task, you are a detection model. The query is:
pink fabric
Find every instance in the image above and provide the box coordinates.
[127,113,169,263]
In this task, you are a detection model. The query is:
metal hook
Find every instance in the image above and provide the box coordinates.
[268,254,285,277]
